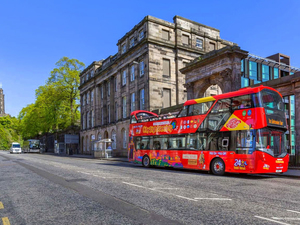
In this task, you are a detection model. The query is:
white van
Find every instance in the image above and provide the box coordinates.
[10,142,22,154]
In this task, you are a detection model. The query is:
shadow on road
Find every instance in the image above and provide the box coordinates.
[96,162,276,180]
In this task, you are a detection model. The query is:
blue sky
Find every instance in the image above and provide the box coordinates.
[1,0,299,117]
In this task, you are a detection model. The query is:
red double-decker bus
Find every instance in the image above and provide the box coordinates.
[128,85,289,175]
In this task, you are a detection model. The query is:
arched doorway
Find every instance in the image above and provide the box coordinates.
[203,84,222,97]
[104,131,109,139]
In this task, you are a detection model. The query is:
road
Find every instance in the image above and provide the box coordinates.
[0,151,299,225]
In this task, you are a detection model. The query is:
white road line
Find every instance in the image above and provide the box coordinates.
[122,182,148,189]
[254,216,291,225]
[152,187,178,190]
[272,217,300,221]
[287,209,300,214]
[194,198,232,201]
[175,195,198,202]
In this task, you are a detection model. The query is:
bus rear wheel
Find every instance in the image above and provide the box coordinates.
[142,155,150,168]
[211,158,225,176]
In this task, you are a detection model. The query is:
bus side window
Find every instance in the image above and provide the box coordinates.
[178,106,188,117]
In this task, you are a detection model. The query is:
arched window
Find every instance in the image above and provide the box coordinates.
[112,130,117,149]
[122,128,127,148]
[98,133,102,140]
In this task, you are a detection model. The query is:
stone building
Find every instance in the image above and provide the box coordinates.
[79,15,236,156]
[0,84,5,116]
[181,46,300,165]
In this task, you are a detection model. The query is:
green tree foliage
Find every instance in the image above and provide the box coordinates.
[19,57,85,139]
[0,116,21,150]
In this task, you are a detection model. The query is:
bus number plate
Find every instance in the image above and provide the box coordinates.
[276,170,282,173]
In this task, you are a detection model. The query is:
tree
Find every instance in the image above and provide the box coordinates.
[18,57,85,139]
[0,116,21,150]
[48,57,84,127]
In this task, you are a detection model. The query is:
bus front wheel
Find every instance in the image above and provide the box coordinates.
[142,155,150,168]
[211,158,225,176]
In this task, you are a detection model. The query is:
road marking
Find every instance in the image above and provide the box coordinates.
[272,217,300,221]
[122,182,231,203]
[175,195,198,202]
[254,216,291,225]
[2,217,10,225]
[0,202,3,209]
[194,198,232,201]
[287,209,300,214]
[151,188,179,190]
[122,182,148,189]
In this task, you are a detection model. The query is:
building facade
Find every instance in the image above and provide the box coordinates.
[0,84,5,116]
[79,15,236,156]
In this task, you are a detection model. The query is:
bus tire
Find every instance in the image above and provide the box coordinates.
[142,155,150,168]
[211,158,225,176]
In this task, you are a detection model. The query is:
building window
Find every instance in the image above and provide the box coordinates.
[140,61,144,76]
[122,129,127,148]
[163,88,171,108]
[196,38,203,49]
[82,94,85,106]
[130,38,134,48]
[107,104,110,123]
[131,93,135,112]
[91,70,94,77]
[274,68,279,79]
[163,59,170,77]
[140,89,144,110]
[86,112,90,129]
[122,70,127,86]
[86,92,89,105]
[162,30,169,40]
[115,101,118,121]
[290,95,295,155]
[91,110,94,127]
[249,61,260,84]
[241,77,249,88]
[131,65,135,81]
[101,108,104,125]
[82,113,86,129]
[114,76,117,92]
[122,96,127,118]
[101,85,103,99]
[107,81,110,96]
[139,30,144,41]
[91,90,94,105]
[209,42,215,51]
[182,34,189,45]
[262,65,270,82]
[122,44,126,54]
[112,131,117,149]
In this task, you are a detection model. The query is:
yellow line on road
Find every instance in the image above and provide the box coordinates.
[0,202,3,209]
[2,217,10,225]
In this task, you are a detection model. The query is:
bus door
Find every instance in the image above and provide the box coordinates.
[231,130,256,173]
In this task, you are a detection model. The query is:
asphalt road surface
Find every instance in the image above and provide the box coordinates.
[0,151,299,225]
